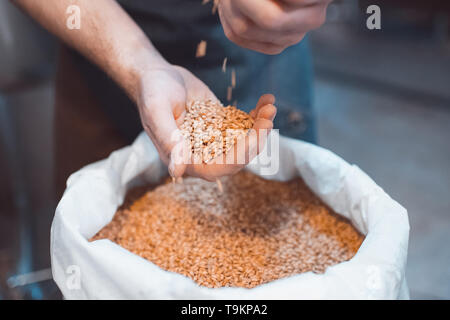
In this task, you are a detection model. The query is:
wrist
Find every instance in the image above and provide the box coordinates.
[115,39,171,104]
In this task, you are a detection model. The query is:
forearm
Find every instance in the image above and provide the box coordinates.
[13,0,169,102]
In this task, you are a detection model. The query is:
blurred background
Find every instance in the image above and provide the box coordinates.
[0,0,449,299]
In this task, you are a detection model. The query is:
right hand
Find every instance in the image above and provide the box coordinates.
[136,64,277,181]
[218,0,331,54]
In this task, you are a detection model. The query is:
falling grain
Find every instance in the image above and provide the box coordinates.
[231,68,236,88]
[216,178,223,193]
[222,57,228,73]
[196,40,207,58]
[227,86,232,101]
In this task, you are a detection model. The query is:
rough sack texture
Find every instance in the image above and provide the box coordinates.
[92,171,364,289]
[180,100,254,163]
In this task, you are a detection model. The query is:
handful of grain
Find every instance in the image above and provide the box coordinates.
[92,171,364,289]
[180,100,254,164]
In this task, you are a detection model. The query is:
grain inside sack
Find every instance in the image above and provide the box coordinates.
[92,171,364,289]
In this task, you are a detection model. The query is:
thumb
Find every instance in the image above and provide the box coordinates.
[143,96,187,178]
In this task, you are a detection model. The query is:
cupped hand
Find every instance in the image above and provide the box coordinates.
[218,0,332,55]
[136,64,277,181]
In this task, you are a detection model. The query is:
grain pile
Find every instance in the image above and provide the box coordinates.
[92,171,364,289]
[180,100,254,163]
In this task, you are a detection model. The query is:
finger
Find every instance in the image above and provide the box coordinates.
[250,94,275,118]
[175,112,186,127]
[233,0,285,32]
[212,103,276,165]
[173,104,186,128]
[222,103,276,168]
[226,0,306,46]
[281,0,332,8]
[257,94,276,108]
[235,0,327,33]
[250,104,277,155]
[173,101,186,120]
[219,8,285,54]
[256,103,277,122]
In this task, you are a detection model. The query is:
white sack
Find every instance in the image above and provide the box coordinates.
[51,132,410,299]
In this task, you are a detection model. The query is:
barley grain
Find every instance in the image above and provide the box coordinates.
[92,171,364,289]
[180,100,253,164]
[196,40,207,58]
[216,178,223,193]
[227,86,232,101]
[231,69,236,88]
[222,57,228,73]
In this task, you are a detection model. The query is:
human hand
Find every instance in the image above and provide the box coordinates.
[218,0,332,54]
[136,64,277,181]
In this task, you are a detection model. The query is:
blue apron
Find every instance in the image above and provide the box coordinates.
[72,0,316,143]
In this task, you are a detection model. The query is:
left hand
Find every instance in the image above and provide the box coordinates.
[137,64,277,182]
[218,0,332,55]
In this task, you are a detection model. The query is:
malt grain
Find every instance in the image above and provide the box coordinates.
[180,100,254,164]
[92,171,364,289]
